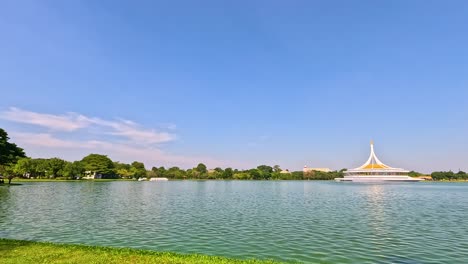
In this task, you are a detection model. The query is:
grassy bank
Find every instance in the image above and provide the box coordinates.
[0,239,280,264]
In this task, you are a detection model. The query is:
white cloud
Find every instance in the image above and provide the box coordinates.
[0,107,175,144]
[1,107,91,131]
[12,133,82,148]
[2,107,247,169]
[9,132,239,169]
[89,117,176,144]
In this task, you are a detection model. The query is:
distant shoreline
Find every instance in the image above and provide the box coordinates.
[7,178,468,183]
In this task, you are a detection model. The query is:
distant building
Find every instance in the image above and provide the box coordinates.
[84,171,102,180]
[280,169,291,174]
[303,166,331,173]
[335,141,423,182]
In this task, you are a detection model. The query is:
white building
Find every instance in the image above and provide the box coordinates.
[336,141,423,182]
[83,171,102,180]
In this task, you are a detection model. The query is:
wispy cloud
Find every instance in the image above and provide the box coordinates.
[1,107,92,131]
[0,107,175,144]
[9,132,240,168]
[2,107,244,168]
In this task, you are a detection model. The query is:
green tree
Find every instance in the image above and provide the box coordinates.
[146,170,158,179]
[248,169,262,180]
[257,165,273,179]
[116,168,133,178]
[273,165,282,173]
[0,164,15,183]
[196,163,207,174]
[157,166,167,178]
[47,158,67,177]
[32,158,50,178]
[0,128,26,166]
[62,161,84,179]
[13,157,33,177]
[81,154,115,176]
[233,172,251,180]
[208,167,223,179]
[114,162,132,178]
[223,168,233,179]
[166,167,186,179]
[130,161,146,179]
[408,171,422,177]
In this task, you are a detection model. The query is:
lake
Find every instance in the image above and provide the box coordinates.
[1,181,467,263]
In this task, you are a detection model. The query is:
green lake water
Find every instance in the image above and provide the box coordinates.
[1,181,467,263]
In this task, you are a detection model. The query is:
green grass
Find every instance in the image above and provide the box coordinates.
[0,239,281,264]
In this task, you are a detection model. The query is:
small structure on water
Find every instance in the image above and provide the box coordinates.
[336,141,423,182]
[149,177,169,181]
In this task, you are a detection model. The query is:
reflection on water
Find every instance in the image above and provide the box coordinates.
[0,187,12,223]
[1,181,468,263]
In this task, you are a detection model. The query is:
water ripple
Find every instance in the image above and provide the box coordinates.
[1,181,468,263]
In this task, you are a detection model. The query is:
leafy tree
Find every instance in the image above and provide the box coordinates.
[0,128,26,165]
[33,158,50,178]
[47,158,67,177]
[14,157,33,177]
[207,167,223,179]
[114,162,132,178]
[81,154,115,175]
[114,162,131,170]
[291,171,304,180]
[408,171,423,177]
[257,165,273,179]
[155,166,167,178]
[130,161,146,179]
[196,163,207,174]
[233,172,251,180]
[166,167,186,179]
[0,164,15,183]
[62,161,85,179]
[116,168,133,178]
[248,169,263,180]
[431,171,467,181]
[223,168,233,179]
[273,165,282,173]
[146,170,157,178]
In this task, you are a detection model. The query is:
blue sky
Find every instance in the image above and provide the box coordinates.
[1,0,467,172]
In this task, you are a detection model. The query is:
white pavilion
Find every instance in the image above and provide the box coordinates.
[335,141,423,182]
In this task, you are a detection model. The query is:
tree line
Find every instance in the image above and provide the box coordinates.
[0,128,345,181]
[1,128,465,182]
[3,154,346,181]
[431,171,468,181]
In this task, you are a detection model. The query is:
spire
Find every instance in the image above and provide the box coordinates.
[356,141,390,170]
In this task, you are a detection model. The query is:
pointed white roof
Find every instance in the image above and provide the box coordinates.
[345,141,410,175]
[354,141,393,170]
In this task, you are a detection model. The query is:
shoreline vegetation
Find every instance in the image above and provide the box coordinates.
[1,128,466,184]
[0,239,280,264]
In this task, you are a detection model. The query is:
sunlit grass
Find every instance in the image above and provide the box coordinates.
[0,239,281,264]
